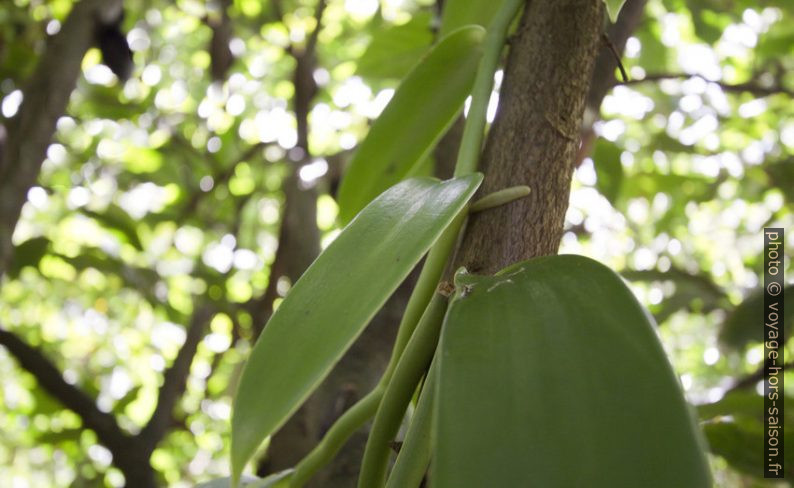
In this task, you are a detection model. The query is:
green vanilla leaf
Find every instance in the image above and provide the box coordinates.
[231,175,482,482]
[435,255,711,488]
[604,0,626,22]
[336,26,485,225]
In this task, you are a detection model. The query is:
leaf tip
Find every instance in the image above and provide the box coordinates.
[604,0,626,22]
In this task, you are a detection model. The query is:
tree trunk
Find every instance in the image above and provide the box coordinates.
[455,0,605,273]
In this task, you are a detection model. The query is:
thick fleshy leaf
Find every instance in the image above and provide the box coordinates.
[336,26,485,224]
[231,175,482,481]
[435,255,711,488]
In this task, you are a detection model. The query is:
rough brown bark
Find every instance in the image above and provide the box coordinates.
[454,0,605,274]
[0,0,122,278]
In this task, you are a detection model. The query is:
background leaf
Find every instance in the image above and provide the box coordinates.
[699,391,794,478]
[719,284,793,350]
[79,204,144,251]
[592,139,623,204]
[356,13,434,80]
[231,175,482,480]
[435,255,711,488]
[336,26,485,224]
[8,236,51,278]
[438,0,505,37]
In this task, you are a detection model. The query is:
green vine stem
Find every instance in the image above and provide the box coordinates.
[454,0,525,177]
[381,211,464,379]
[287,0,524,483]
[357,293,448,488]
[290,388,382,486]
[384,359,438,488]
[287,213,462,488]
[387,0,526,370]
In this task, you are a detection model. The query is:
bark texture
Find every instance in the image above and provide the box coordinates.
[455,0,605,273]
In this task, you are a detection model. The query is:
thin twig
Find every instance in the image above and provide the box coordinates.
[729,361,794,393]
[305,0,328,56]
[601,33,629,83]
[619,72,794,97]
[0,324,156,486]
[138,306,214,450]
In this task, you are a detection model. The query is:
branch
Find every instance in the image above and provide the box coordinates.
[729,361,794,392]
[577,0,647,167]
[138,306,213,450]
[618,72,794,98]
[585,0,647,114]
[0,325,127,446]
[0,0,122,278]
[0,324,156,486]
[247,220,288,339]
[292,0,328,150]
[601,34,628,83]
[305,0,328,57]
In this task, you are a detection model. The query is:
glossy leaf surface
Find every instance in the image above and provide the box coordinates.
[336,26,485,224]
[231,175,482,480]
[435,255,711,488]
